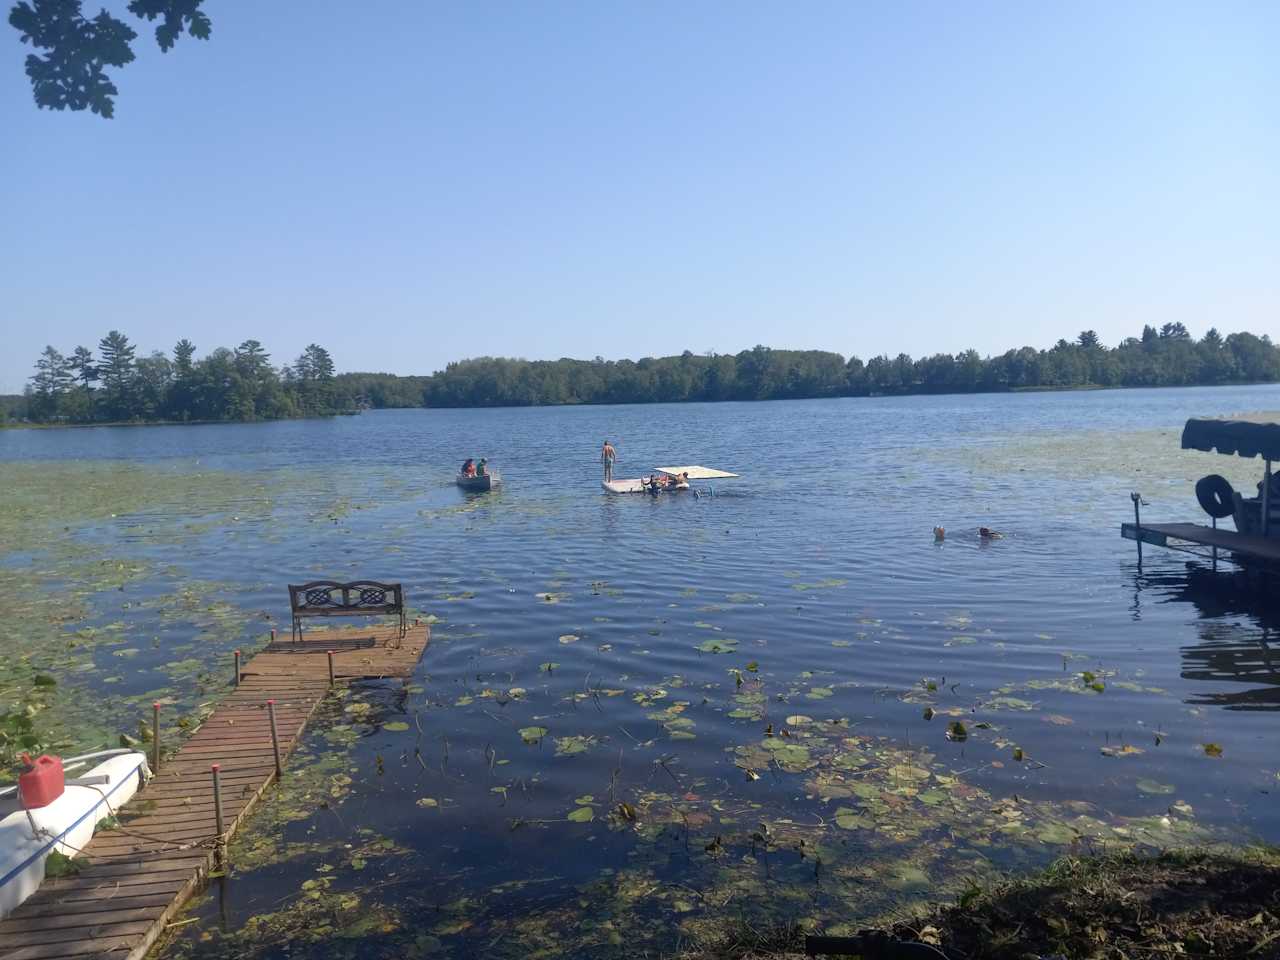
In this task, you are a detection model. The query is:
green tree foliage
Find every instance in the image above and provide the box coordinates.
[334,373,432,409]
[420,327,1280,408]
[96,329,137,420]
[17,324,1280,423]
[8,0,210,118]
[21,332,351,424]
[29,345,73,419]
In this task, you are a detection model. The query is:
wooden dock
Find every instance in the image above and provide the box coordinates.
[1122,521,1280,565]
[0,624,428,960]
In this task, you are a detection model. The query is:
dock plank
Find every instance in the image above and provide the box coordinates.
[1123,521,1280,563]
[1,623,428,960]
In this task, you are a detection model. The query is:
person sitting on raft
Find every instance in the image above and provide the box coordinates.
[461,458,476,477]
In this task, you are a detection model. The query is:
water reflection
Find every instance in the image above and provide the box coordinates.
[1140,562,1280,710]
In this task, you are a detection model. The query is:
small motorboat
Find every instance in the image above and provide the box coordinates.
[457,471,499,492]
[1,750,150,919]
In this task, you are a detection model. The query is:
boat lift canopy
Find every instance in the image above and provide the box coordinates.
[1182,418,1280,462]
[654,465,739,480]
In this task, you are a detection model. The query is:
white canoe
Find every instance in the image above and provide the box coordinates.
[0,751,150,919]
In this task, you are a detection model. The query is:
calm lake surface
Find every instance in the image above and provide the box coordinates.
[4,386,1280,958]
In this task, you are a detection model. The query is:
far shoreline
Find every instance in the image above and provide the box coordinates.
[3,379,1279,429]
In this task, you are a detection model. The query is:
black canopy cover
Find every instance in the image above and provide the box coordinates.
[1181,418,1280,462]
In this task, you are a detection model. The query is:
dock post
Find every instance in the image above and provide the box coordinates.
[327,650,336,686]
[270,627,277,646]
[1264,461,1272,537]
[267,699,282,778]
[1131,492,1143,565]
[151,702,160,773]
[211,763,226,864]
[233,650,241,687]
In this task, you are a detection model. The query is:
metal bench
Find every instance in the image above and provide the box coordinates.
[287,580,405,641]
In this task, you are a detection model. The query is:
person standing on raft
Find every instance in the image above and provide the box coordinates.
[601,440,617,482]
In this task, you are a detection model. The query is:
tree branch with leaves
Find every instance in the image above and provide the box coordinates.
[8,0,210,117]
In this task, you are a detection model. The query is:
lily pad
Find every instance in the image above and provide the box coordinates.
[554,735,594,757]
[697,638,739,654]
[567,806,594,823]
[834,807,870,830]
[518,726,548,744]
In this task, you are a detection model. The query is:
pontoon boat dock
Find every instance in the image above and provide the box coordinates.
[1122,417,1280,567]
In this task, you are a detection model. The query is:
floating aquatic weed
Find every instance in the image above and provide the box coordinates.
[985,695,1034,711]
[1203,742,1224,757]
[1135,778,1176,795]
[382,721,410,732]
[558,634,579,644]
[1100,744,1143,757]
[567,805,595,823]
[697,638,738,654]
[518,726,548,744]
[554,735,596,756]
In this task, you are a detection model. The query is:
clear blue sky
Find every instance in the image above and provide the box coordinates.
[2,1,1276,391]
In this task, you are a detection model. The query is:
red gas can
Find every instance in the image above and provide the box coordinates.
[18,753,65,809]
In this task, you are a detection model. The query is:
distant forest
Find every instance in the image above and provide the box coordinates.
[5,324,1279,424]
[421,325,1280,407]
[8,331,355,424]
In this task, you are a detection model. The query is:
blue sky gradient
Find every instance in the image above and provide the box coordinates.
[2,1,1276,391]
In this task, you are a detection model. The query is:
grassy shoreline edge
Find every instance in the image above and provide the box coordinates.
[678,846,1280,959]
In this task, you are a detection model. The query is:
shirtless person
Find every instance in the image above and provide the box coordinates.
[601,440,617,482]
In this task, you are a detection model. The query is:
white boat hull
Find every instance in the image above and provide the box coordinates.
[0,752,150,919]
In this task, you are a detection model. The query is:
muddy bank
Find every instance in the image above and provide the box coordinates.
[677,847,1280,959]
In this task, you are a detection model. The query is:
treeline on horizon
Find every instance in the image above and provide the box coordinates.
[6,323,1279,424]
[421,324,1280,407]
[10,331,353,424]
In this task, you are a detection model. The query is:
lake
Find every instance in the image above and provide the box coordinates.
[3,385,1279,959]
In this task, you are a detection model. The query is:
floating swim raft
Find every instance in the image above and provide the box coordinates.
[603,464,738,494]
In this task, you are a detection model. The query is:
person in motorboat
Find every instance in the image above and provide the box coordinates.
[461,458,476,477]
[477,458,489,476]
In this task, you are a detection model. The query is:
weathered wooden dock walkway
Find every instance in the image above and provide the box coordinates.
[0,624,428,960]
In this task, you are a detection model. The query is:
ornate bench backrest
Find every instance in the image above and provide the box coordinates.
[289,580,402,612]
